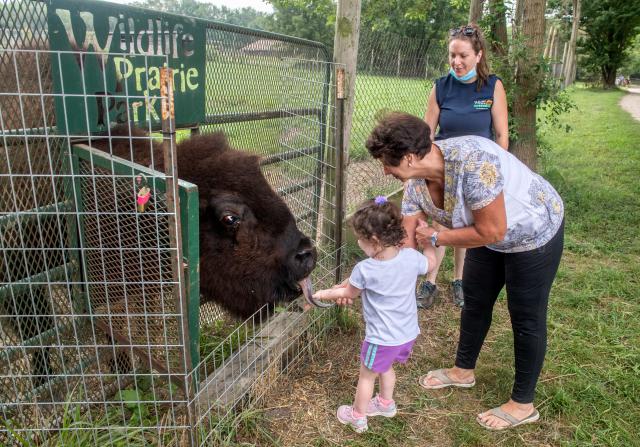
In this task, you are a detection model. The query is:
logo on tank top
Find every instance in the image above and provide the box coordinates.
[473,99,493,110]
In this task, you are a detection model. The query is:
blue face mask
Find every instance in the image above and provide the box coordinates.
[449,67,477,82]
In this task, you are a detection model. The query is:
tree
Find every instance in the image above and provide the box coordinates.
[263,0,336,49]
[510,0,546,170]
[360,0,469,39]
[478,0,549,170]
[131,0,268,29]
[579,0,640,88]
[469,0,484,23]
[620,34,640,78]
[562,0,580,87]
[358,0,468,77]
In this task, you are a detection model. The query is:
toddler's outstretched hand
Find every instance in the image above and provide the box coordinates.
[331,278,350,289]
[312,288,354,307]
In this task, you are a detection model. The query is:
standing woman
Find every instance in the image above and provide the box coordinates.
[416,24,508,309]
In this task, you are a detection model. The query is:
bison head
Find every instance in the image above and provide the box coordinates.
[181,134,317,317]
[97,128,318,318]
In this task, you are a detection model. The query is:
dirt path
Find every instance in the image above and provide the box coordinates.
[619,86,640,122]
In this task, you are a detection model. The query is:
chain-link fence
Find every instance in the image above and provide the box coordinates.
[346,28,448,213]
[187,57,346,446]
[1,1,344,445]
[1,0,452,443]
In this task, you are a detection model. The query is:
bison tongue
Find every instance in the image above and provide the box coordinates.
[298,277,334,309]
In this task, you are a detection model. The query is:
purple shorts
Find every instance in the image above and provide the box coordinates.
[360,339,416,373]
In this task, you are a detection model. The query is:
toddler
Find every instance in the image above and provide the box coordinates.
[313,196,436,432]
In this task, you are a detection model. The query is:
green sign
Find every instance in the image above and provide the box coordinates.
[47,0,206,134]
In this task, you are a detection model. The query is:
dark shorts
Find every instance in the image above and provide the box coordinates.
[360,339,416,373]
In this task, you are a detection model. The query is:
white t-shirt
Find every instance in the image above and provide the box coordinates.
[349,248,428,346]
[402,136,564,253]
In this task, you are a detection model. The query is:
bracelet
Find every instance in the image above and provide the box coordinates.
[430,231,439,248]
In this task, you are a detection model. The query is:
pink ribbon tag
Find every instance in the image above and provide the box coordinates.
[137,186,151,213]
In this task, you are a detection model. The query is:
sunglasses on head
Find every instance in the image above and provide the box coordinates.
[450,26,477,37]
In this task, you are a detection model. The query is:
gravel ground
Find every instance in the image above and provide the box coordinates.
[619,85,640,122]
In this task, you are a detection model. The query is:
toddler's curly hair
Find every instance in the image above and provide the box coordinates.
[349,199,406,247]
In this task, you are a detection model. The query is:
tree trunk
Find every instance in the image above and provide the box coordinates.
[333,0,362,158]
[513,0,524,39]
[548,25,559,77]
[489,0,508,58]
[511,0,546,171]
[602,65,616,88]
[562,0,581,87]
[555,36,564,78]
[327,0,362,244]
[469,0,484,23]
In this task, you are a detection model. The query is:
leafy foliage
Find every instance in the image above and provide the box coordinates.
[262,0,336,49]
[578,0,640,87]
[477,8,575,145]
[361,0,469,39]
[131,0,268,29]
[620,34,640,78]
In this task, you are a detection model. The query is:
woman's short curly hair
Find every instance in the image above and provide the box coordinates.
[349,199,406,247]
[366,112,432,166]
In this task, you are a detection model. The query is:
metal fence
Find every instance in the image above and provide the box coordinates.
[0,1,344,445]
[0,46,194,444]
[187,57,346,447]
[346,28,448,213]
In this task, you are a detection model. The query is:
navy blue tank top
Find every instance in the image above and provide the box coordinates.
[434,74,499,141]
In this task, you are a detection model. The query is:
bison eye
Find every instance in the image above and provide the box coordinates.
[221,214,240,227]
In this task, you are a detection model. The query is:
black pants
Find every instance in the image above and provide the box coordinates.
[455,221,564,404]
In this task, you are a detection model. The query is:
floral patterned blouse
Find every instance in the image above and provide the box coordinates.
[402,136,564,253]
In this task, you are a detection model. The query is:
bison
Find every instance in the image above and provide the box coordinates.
[92,126,318,318]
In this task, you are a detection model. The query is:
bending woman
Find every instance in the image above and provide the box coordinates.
[367,112,563,430]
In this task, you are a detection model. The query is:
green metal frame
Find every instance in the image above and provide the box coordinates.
[69,144,201,368]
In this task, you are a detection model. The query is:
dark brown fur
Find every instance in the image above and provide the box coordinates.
[90,126,317,318]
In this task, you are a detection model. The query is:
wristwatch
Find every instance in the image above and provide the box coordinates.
[431,231,439,248]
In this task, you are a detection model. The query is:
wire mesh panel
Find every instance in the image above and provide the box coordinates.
[195,22,332,337]
[1,2,343,445]
[201,22,330,156]
[188,58,344,446]
[0,47,193,444]
[347,28,449,212]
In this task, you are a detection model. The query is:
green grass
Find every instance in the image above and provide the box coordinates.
[199,318,254,367]
[203,55,330,154]
[202,57,431,159]
[532,86,640,445]
[350,75,432,160]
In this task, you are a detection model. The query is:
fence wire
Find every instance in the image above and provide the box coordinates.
[0,48,193,445]
[346,28,448,213]
[0,2,343,445]
[189,57,345,446]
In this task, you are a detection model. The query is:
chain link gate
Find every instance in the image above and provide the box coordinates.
[0,1,344,445]
[346,28,448,213]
